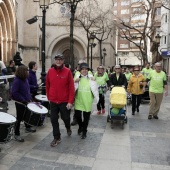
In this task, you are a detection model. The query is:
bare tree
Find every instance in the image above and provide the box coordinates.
[75,0,114,65]
[114,0,161,65]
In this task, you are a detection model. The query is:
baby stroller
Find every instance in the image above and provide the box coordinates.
[107,87,128,129]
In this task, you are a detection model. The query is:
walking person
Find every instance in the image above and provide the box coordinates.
[11,66,34,142]
[142,63,152,79]
[146,62,168,119]
[74,63,99,139]
[94,65,110,115]
[124,68,132,82]
[127,66,146,115]
[46,54,74,147]
[110,65,127,88]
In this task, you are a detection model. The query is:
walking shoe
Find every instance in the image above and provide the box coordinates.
[137,108,139,113]
[14,135,24,142]
[132,112,135,115]
[50,138,61,147]
[67,128,72,136]
[25,127,36,133]
[81,133,86,139]
[102,109,105,114]
[153,115,159,119]
[71,119,77,126]
[78,128,83,135]
[97,111,101,115]
[148,115,152,120]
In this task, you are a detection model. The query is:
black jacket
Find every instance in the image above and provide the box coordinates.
[110,73,127,87]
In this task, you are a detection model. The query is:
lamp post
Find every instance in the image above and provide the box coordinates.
[89,33,96,70]
[103,48,107,66]
[155,34,161,62]
[27,0,50,94]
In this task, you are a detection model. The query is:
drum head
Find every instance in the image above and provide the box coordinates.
[27,103,48,114]
[35,95,48,102]
[0,112,16,123]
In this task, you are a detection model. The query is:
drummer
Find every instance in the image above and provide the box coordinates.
[11,66,35,142]
[28,61,38,99]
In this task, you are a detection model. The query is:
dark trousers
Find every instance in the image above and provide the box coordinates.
[75,110,91,133]
[50,102,71,139]
[15,102,30,135]
[97,94,105,111]
[132,94,142,112]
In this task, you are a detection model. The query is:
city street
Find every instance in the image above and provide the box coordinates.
[0,91,170,170]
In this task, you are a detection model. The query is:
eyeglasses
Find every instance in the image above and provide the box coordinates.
[134,70,139,71]
[115,68,120,69]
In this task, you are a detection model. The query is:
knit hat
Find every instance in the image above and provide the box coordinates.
[79,63,89,70]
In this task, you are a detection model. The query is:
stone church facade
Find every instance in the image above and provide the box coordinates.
[0,0,116,71]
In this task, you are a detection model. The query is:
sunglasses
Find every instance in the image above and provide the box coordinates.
[134,70,139,71]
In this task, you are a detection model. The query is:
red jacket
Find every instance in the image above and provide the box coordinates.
[46,67,75,104]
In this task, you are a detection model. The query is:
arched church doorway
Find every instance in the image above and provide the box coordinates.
[0,0,16,63]
[51,37,85,69]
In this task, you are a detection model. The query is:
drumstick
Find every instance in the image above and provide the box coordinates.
[32,102,43,109]
[39,83,44,87]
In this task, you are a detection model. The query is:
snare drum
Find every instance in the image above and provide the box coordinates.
[35,95,48,102]
[24,103,48,126]
[0,112,16,143]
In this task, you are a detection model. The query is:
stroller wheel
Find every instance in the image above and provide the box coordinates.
[124,117,128,123]
[121,121,124,129]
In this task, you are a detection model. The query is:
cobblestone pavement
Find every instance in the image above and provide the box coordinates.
[0,91,170,170]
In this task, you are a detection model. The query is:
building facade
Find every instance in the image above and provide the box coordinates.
[0,0,116,72]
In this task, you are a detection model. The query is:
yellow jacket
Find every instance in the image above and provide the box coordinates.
[127,73,145,95]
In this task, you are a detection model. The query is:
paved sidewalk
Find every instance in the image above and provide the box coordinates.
[0,92,170,170]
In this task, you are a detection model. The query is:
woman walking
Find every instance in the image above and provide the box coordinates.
[127,66,146,115]
[74,63,98,139]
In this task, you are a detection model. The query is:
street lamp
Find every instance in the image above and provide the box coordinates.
[27,0,50,94]
[89,33,96,70]
[103,48,107,66]
[155,34,161,62]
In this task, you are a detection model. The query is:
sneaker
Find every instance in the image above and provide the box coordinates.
[97,111,101,115]
[153,115,159,119]
[71,119,77,126]
[25,127,36,133]
[132,112,135,115]
[14,135,24,142]
[50,138,61,147]
[81,133,86,139]
[137,108,139,113]
[102,109,105,114]
[67,129,72,136]
[78,128,83,135]
[148,115,152,120]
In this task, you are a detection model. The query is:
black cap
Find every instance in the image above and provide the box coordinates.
[79,63,89,70]
[54,54,64,60]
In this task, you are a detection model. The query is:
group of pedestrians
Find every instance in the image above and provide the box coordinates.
[0,52,168,148]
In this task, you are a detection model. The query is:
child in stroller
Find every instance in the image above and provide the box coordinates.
[107,87,128,129]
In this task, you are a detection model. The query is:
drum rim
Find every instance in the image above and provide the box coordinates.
[0,112,16,124]
[27,103,48,114]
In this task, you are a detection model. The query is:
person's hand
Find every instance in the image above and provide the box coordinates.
[122,85,125,88]
[75,78,81,83]
[165,91,168,96]
[66,103,72,110]
[90,77,95,81]
[143,88,145,92]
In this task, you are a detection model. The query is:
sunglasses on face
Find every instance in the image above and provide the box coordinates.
[134,70,139,71]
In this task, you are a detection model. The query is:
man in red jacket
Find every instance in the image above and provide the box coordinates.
[46,54,75,147]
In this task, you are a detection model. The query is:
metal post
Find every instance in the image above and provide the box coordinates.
[70,4,75,70]
[41,7,46,94]
[91,45,93,70]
